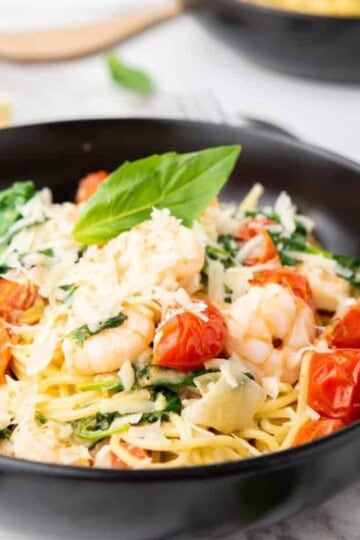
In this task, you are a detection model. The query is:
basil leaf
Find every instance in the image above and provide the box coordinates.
[73,146,241,244]
[106,51,153,95]
[68,313,128,347]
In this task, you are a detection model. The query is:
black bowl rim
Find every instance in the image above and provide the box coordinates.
[0,117,359,482]
[210,0,360,21]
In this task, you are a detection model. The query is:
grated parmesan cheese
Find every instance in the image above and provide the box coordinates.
[239,183,264,213]
[274,191,296,236]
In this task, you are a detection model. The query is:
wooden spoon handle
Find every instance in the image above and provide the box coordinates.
[0,0,186,62]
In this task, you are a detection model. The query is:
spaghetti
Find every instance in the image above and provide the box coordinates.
[0,156,359,469]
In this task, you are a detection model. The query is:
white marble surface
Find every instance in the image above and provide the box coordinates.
[1,1,360,539]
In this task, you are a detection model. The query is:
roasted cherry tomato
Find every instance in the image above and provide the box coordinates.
[153,301,227,371]
[308,349,360,423]
[292,418,344,447]
[252,266,315,309]
[75,170,109,204]
[0,279,37,322]
[330,303,360,349]
[0,325,11,383]
[235,216,276,241]
[110,443,148,469]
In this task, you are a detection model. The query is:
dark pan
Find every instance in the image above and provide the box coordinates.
[0,119,359,540]
[201,0,360,82]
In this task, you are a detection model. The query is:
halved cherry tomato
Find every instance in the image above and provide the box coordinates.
[308,349,360,423]
[330,303,360,349]
[110,443,148,469]
[0,325,11,383]
[75,170,109,204]
[235,216,276,241]
[0,279,37,322]
[292,418,344,447]
[153,300,227,371]
[251,266,315,309]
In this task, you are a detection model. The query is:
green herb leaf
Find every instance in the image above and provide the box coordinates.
[0,264,11,275]
[74,413,128,443]
[269,226,360,287]
[73,146,241,245]
[205,234,239,269]
[106,51,153,95]
[37,248,54,257]
[0,424,15,440]
[143,389,181,423]
[136,364,214,389]
[68,313,128,348]
[76,379,124,393]
[58,283,78,304]
[35,411,48,425]
[0,181,35,237]
[74,389,181,442]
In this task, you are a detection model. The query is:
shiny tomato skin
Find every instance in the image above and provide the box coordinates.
[331,303,360,349]
[236,216,276,241]
[252,266,314,309]
[75,170,109,204]
[308,350,360,423]
[292,418,344,447]
[154,302,227,371]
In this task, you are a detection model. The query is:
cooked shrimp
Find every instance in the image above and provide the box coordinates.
[225,283,316,383]
[300,263,350,312]
[63,305,155,375]
[109,209,205,291]
[5,419,90,466]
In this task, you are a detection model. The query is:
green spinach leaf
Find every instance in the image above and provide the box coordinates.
[0,181,35,237]
[68,313,128,347]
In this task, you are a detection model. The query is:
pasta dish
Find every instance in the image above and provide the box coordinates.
[242,0,360,16]
[0,145,359,469]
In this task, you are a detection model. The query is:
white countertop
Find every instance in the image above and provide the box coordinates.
[1,1,360,539]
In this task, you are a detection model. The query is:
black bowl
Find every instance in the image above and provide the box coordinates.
[0,118,360,540]
[203,0,360,82]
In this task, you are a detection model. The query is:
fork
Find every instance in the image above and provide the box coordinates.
[176,92,297,139]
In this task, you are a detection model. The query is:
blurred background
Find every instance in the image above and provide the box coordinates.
[0,0,359,161]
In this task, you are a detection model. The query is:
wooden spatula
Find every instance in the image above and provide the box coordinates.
[0,0,195,62]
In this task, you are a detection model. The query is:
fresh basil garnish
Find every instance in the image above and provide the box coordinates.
[73,146,241,245]
[106,51,153,95]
